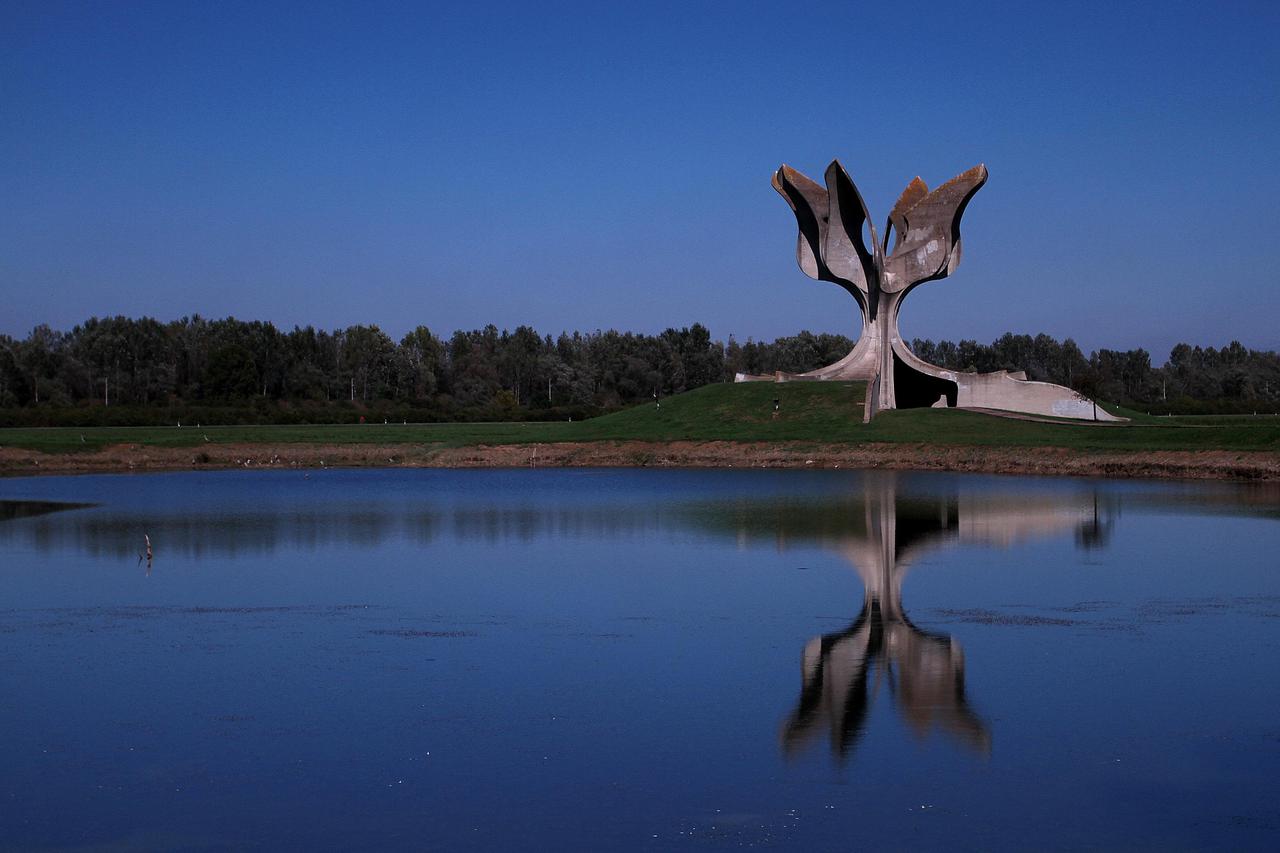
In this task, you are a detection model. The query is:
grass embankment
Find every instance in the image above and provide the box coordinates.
[1,381,1278,459]
[0,382,868,453]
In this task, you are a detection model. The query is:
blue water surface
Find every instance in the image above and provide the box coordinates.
[1,469,1277,851]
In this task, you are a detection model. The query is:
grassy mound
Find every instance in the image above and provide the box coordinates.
[2,380,1279,455]
[579,381,867,442]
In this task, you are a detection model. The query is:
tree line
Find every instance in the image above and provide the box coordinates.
[0,316,724,424]
[1,316,1277,425]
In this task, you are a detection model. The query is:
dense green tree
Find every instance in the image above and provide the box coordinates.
[204,345,259,400]
[342,325,396,401]
[397,326,444,400]
[0,336,27,406]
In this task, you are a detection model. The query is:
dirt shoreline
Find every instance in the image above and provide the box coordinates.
[2,440,1278,481]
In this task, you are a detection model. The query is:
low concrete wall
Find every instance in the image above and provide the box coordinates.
[955,372,1122,421]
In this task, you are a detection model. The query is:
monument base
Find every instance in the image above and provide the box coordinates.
[735,345,1121,423]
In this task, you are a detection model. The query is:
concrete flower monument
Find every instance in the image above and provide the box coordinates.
[738,161,1119,421]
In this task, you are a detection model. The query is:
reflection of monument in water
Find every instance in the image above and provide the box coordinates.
[705,472,1111,762]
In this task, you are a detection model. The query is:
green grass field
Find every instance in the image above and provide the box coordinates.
[2,381,1279,454]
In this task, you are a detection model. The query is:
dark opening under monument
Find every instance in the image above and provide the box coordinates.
[737,160,1118,422]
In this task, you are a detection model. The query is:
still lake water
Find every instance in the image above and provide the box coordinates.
[1,468,1278,851]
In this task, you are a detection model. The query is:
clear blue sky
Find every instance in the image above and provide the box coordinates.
[3,0,1278,359]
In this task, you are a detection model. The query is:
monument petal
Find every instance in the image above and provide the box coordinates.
[882,164,986,293]
[885,176,929,253]
[770,165,834,286]
[820,160,880,301]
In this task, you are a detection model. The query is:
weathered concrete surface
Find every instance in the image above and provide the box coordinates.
[956,372,1107,419]
[744,160,1120,422]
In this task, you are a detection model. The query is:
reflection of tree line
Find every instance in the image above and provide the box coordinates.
[3,479,1275,562]
[0,502,684,558]
[0,500,96,522]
